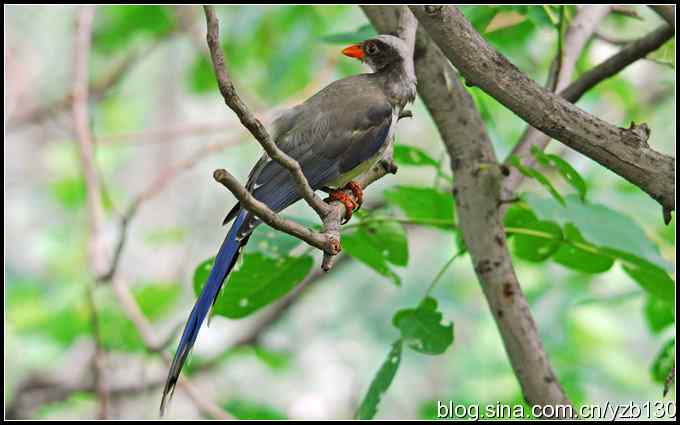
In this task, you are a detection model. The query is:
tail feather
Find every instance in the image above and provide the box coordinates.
[160,211,248,416]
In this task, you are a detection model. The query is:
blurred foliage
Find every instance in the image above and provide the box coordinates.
[5,4,675,420]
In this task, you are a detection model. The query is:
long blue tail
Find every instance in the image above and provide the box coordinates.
[160,210,248,415]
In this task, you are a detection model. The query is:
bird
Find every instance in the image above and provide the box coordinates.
[160,34,416,415]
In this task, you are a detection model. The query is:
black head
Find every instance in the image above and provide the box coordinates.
[342,34,410,72]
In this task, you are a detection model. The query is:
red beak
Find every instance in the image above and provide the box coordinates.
[342,43,364,60]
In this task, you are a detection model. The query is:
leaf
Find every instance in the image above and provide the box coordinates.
[393,144,439,168]
[224,399,288,420]
[392,297,454,355]
[93,5,176,53]
[651,338,675,383]
[509,155,565,206]
[384,186,455,229]
[355,340,403,420]
[459,6,499,33]
[552,224,613,273]
[505,207,563,262]
[246,224,304,258]
[320,24,377,44]
[187,54,217,94]
[525,194,673,272]
[132,281,181,321]
[644,295,675,334]
[193,253,313,319]
[49,176,87,210]
[531,146,587,201]
[619,253,676,304]
[342,220,408,285]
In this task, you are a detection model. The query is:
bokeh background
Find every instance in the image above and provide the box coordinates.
[4,5,676,420]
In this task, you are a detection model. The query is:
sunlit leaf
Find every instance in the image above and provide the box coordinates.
[356,340,403,420]
[393,297,454,355]
[342,220,408,285]
[193,253,313,318]
[93,5,176,53]
[644,295,675,334]
[384,186,455,229]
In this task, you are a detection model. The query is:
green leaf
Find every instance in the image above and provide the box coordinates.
[342,220,408,285]
[459,6,499,33]
[356,340,403,420]
[505,207,563,262]
[510,155,565,206]
[552,224,613,273]
[393,144,439,168]
[651,338,675,383]
[644,295,675,334]
[93,6,176,53]
[144,227,187,246]
[187,54,217,94]
[193,253,313,319]
[223,399,288,420]
[619,253,676,304]
[384,186,455,229]
[49,176,87,210]
[320,24,377,44]
[525,194,673,272]
[246,224,304,258]
[132,282,181,321]
[393,297,454,355]
[531,146,587,201]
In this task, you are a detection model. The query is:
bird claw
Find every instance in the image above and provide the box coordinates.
[323,181,363,224]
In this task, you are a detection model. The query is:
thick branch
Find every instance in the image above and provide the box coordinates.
[411,5,675,214]
[504,6,611,192]
[364,6,572,410]
[649,5,675,30]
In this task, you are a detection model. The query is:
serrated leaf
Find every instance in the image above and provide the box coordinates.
[510,155,565,205]
[193,253,313,318]
[531,146,587,201]
[392,297,454,355]
[644,295,675,334]
[355,340,403,420]
[651,338,675,383]
[342,220,408,285]
[384,186,455,229]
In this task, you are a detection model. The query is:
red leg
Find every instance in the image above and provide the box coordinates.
[324,190,357,224]
[343,181,364,209]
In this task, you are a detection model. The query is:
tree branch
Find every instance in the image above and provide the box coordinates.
[201,5,405,271]
[410,5,675,216]
[649,5,675,30]
[503,6,611,193]
[364,6,572,411]
[559,24,675,104]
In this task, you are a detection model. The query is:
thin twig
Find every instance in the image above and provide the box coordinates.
[86,286,109,419]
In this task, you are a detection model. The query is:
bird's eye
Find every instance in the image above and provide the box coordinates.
[364,42,379,55]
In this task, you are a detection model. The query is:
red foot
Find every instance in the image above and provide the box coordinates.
[324,190,357,224]
[344,181,364,209]
[324,181,364,224]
